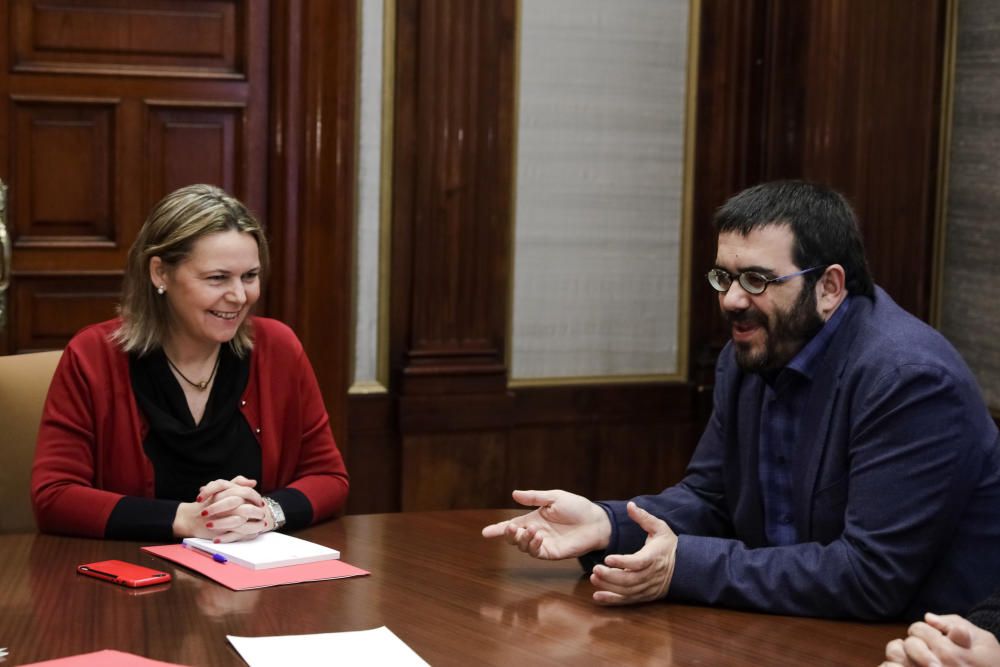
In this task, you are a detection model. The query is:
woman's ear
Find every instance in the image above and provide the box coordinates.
[816,264,846,319]
[149,256,168,290]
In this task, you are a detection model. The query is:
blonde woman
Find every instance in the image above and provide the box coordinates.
[32,184,348,541]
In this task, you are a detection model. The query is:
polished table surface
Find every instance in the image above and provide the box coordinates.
[0,510,905,666]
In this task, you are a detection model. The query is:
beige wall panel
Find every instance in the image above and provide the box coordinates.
[511,0,690,381]
[353,0,388,388]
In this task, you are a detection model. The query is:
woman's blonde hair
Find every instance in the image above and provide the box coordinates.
[112,184,269,356]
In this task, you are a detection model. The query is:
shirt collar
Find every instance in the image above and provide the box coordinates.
[784,296,851,380]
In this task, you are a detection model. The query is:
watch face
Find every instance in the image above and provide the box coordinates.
[265,497,285,527]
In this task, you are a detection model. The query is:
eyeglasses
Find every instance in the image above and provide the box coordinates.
[706,266,825,295]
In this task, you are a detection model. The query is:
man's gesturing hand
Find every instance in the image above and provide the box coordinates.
[481,489,612,560]
[590,501,678,606]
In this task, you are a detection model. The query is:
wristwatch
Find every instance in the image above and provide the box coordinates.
[263,496,286,531]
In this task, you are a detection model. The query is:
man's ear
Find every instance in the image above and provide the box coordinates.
[816,264,846,319]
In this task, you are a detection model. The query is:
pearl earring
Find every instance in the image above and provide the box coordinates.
[157,285,166,295]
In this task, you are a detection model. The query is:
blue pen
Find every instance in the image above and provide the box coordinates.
[185,542,228,564]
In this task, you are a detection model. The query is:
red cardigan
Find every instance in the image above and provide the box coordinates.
[31,317,349,537]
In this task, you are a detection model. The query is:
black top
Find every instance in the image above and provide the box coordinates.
[131,344,259,502]
[968,589,1000,639]
[103,344,310,541]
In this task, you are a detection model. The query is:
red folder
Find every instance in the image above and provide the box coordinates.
[141,544,369,590]
[23,649,187,666]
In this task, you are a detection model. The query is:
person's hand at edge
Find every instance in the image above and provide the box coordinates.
[481,489,611,560]
[590,501,677,606]
[881,612,1000,667]
[881,635,912,666]
[923,612,973,650]
[910,612,1000,667]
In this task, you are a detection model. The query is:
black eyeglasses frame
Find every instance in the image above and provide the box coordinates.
[706,265,826,296]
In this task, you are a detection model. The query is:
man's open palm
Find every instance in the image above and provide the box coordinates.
[482,489,611,560]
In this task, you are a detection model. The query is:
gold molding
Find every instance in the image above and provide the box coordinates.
[510,373,685,389]
[929,0,958,329]
[348,379,389,395]
[0,179,9,334]
[506,0,701,388]
[348,0,363,394]
[376,0,395,391]
[677,0,701,384]
[348,0,395,397]
[504,0,522,386]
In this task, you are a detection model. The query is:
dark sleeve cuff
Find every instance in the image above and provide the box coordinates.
[267,487,313,531]
[966,591,1000,639]
[577,502,617,574]
[104,497,180,541]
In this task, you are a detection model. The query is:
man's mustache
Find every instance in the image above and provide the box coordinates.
[724,308,768,328]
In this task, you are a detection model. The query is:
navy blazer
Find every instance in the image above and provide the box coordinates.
[601,287,1000,619]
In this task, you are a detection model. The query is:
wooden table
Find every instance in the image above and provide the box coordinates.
[0,510,904,666]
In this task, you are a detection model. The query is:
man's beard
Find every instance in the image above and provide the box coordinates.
[727,283,825,372]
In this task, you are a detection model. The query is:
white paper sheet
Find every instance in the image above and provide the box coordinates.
[226,627,429,667]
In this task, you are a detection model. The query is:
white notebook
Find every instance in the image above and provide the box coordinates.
[183,532,340,570]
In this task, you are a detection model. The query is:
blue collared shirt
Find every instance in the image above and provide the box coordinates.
[758,297,851,546]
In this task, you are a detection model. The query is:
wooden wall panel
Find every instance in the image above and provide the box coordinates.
[594,423,699,501]
[759,0,948,320]
[11,274,120,351]
[345,394,399,515]
[0,0,268,356]
[384,0,517,511]
[266,0,357,453]
[511,385,699,503]
[145,104,243,210]
[11,99,117,244]
[391,0,514,395]
[688,0,768,388]
[402,432,508,510]
[506,426,598,496]
[687,0,947,385]
[11,0,244,78]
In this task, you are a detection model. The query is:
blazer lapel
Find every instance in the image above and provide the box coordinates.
[792,300,867,540]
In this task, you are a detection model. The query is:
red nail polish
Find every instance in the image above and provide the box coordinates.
[206,522,214,528]
[213,538,220,544]
[196,496,203,502]
[200,510,208,517]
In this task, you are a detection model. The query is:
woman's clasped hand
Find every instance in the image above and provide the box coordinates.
[173,475,274,542]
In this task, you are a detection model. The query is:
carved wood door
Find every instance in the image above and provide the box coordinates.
[0,0,269,354]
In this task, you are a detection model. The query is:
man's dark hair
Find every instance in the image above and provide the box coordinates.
[713,180,875,298]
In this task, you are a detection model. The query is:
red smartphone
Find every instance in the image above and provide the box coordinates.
[77,560,172,588]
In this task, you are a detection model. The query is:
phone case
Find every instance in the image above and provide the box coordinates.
[77,559,172,588]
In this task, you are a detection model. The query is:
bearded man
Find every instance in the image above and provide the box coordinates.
[483,180,1000,620]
